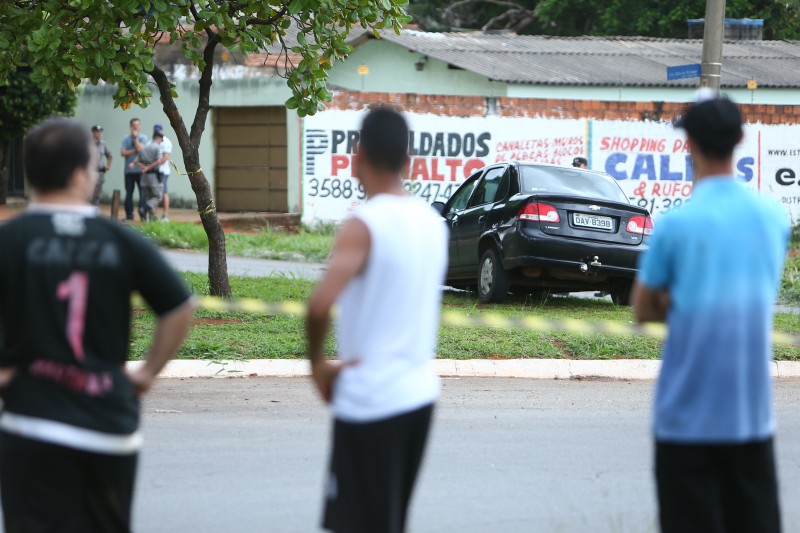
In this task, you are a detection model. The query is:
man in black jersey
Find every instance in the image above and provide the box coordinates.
[0,119,195,532]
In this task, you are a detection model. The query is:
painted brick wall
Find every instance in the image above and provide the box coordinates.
[329,90,799,125]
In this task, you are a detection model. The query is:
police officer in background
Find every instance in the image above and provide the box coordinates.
[90,125,112,206]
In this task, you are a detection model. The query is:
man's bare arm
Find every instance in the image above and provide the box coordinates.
[306,218,370,402]
[156,152,171,167]
[128,299,195,395]
[631,281,670,323]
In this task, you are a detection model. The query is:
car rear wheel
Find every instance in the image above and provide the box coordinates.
[478,248,510,303]
[610,280,633,306]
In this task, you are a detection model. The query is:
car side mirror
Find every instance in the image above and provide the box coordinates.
[431,201,446,215]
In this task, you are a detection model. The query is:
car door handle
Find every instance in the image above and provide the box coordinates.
[478,215,486,224]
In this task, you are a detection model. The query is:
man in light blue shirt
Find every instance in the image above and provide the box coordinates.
[633,95,789,533]
[120,118,148,221]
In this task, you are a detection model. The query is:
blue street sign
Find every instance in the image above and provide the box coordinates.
[667,63,702,81]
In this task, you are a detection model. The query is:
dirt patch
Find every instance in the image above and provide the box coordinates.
[485,354,510,360]
[216,219,299,235]
[217,221,263,235]
[192,318,239,326]
[550,339,576,359]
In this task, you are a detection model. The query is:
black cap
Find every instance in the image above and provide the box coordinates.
[674,96,743,156]
[91,125,103,132]
[572,157,588,167]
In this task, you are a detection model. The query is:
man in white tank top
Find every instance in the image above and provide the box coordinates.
[306,108,448,533]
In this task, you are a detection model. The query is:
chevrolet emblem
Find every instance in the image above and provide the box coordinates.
[588,205,601,211]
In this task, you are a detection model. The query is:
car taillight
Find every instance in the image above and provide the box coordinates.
[518,202,560,223]
[626,216,654,235]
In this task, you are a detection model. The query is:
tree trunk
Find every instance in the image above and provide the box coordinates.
[150,55,231,297]
[0,139,9,206]
[179,151,231,298]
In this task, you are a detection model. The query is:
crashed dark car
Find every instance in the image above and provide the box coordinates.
[431,162,653,304]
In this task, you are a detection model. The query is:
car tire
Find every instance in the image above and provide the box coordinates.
[477,248,510,303]
[610,281,633,306]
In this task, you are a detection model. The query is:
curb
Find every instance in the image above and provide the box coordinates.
[128,359,800,380]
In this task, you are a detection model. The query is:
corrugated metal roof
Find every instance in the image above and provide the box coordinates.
[355,30,800,88]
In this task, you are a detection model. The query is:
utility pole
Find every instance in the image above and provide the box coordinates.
[700,0,726,92]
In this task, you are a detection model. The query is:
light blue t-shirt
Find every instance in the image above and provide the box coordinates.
[122,133,148,175]
[638,177,789,443]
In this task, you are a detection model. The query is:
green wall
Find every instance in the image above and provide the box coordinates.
[75,76,300,212]
[327,39,507,97]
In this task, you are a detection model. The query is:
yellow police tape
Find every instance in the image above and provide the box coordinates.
[190,296,800,347]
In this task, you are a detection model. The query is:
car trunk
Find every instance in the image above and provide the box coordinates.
[530,194,650,246]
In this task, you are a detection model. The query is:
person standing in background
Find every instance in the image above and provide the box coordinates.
[572,157,588,169]
[135,132,164,223]
[153,124,173,222]
[90,125,112,207]
[306,108,448,533]
[632,95,788,533]
[0,118,194,532]
[120,118,148,222]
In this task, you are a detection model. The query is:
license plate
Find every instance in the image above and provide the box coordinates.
[573,213,613,230]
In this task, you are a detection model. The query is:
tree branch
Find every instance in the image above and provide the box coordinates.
[246,5,288,27]
[481,9,524,31]
[148,65,191,153]
[189,2,216,40]
[444,0,535,30]
[277,31,291,77]
[189,32,221,146]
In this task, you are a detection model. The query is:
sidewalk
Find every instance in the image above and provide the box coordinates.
[130,358,800,380]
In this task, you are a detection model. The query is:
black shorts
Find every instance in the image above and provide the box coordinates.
[656,438,781,533]
[0,431,138,533]
[323,404,434,533]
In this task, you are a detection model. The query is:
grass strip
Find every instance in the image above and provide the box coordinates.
[129,275,800,362]
[135,221,334,263]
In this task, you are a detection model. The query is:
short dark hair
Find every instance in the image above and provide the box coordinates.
[129,117,140,126]
[152,131,164,139]
[359,108,409,173]
[675,97,742,160]
[24,118,91,193]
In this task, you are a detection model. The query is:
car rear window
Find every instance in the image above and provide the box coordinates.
[518,165,629,203]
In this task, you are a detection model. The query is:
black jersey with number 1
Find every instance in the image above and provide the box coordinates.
[0,206,190,452]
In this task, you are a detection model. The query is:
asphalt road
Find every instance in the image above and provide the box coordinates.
[134,378,800,533]
[162,250,325,280]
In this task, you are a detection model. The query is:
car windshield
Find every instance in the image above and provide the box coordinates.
[518,165,629,203]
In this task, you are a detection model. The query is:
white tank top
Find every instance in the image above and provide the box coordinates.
[332,194,448,422]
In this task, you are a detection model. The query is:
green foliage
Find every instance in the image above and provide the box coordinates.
[0,0,412,116]
[781,254,800,305]
[0,69,77,141]
[409,0,800,39]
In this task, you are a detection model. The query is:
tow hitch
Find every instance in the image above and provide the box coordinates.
[579,256,602,275]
